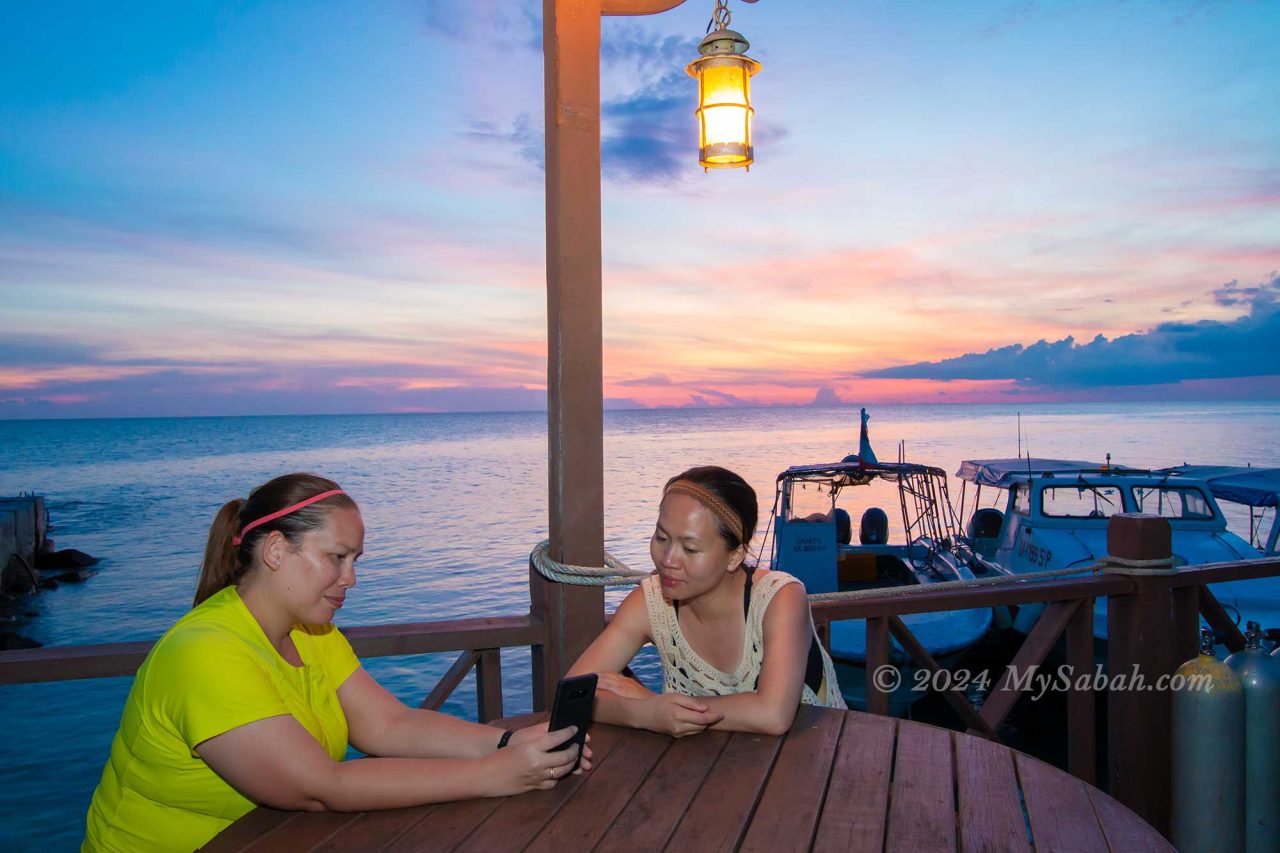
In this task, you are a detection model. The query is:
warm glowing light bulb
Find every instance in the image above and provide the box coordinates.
[687,30,761,171]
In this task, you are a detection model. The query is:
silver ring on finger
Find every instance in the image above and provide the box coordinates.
[546,767,555,778]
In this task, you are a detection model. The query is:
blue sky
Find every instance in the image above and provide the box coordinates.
[2,0,1278,417]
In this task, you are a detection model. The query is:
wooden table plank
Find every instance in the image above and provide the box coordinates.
[525,728,672,852]
[812,713,896,853]
[310,808,435,852]
[387,798,506,852]
[240,811,357,852]
[739,705,844,852]
[440,723,630,852]
[201,809,299,852]
[1087,787,1175,852]
[593,731,730,853]
[886,719,955,852]
[664,729,785,852]
[955,731,1030,852]
[1015,752,1108,852]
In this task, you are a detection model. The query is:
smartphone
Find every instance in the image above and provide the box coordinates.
[548,673,596,772]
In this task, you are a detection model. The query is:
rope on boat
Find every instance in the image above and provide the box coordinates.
[529,540,650,587]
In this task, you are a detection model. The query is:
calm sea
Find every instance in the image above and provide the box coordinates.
[1,401,1276,849]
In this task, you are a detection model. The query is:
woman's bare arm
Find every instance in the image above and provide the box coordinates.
[337,668,515,759]
[567,587,723,736]
[696,582,811,736]
[196,713,582,812]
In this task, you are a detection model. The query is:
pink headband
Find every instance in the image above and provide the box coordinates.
[232,489,347,546]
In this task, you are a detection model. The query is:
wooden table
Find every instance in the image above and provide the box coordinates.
[204,706,1172,852]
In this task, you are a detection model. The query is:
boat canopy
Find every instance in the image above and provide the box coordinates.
[778,459,947,487]
[1159,465,1280,509]
[955,458,1141,488]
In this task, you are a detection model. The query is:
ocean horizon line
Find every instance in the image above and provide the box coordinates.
[4,396,1280,425]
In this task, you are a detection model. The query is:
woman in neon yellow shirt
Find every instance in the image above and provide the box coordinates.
[84,473,588,852]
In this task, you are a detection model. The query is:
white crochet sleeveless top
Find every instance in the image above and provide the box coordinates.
[641,570,847,709]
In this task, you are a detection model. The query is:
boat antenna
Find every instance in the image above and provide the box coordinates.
[1017,412,1021,459]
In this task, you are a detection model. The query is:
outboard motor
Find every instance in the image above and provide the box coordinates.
[860,508,888,545]
[1172,627,1244,853]
[834,508,852,545]
[1225,622,1280,851]
[968,507,1004,539]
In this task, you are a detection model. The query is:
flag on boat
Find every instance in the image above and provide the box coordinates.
[858,408,878,465]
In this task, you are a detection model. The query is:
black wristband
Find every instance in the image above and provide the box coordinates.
[496,729,514,749]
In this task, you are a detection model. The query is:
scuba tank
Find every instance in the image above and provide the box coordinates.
[1172,627,1244,853]
[1224,622,1280,853]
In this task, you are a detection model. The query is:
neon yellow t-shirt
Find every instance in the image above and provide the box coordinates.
[83,585,360,852]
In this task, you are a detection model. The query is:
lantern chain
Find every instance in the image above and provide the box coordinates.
[707,0,731,33]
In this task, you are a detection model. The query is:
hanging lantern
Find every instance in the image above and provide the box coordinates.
[686,1,761,171]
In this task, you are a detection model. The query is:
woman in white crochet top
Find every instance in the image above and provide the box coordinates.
[567,466,845,738]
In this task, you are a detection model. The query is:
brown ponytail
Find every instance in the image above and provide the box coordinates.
[193,473,357,608]
[195,499,246,606]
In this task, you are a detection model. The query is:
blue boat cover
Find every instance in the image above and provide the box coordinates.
[1159,465,1280,509]
[954,458,1140,487]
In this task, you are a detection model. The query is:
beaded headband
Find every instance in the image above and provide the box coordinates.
[663,480,745,544]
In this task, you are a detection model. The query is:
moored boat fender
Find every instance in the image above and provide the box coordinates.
[1172,627,1245,853]
[1224,622,1280,853]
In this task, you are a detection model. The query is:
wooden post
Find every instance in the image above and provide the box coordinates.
[1065,596,1096,785]
[531,0,607,710]
[1105,513,1174,836]
[865,617,891,716]
[476,648,504,723]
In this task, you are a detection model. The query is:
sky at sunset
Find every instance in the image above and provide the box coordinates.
[2,0,1278,418]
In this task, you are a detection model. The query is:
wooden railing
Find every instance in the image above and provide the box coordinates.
[806,514,1280,838]
[0,614,545,724]
[4,514,1277,840]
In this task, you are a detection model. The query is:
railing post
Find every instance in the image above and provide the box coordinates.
[865,617,891,716]
[1105,513,1175,837]
[1065,596,1096,785]
[476,648,504,723]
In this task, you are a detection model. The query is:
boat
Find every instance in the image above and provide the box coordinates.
[955,457,1280,639]
[767,410,994,712]
[1158,465,1279,556]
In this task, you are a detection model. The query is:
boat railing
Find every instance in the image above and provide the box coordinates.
[0,614,545,724]
[806,513,1280,838]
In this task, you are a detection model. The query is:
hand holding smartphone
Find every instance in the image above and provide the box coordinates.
[548,673,596,773]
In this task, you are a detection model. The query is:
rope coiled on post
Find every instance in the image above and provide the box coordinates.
[530,540,650,587]
[1093,554,1177,576]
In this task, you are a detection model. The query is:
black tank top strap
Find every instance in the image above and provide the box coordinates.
[742,565,755,618]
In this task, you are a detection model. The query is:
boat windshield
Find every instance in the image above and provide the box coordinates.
[1041,485,1122,519]
[1131,485,1214,520]
[787,480,835,522]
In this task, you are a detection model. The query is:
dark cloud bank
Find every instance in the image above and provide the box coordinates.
[860,276,1280,389]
